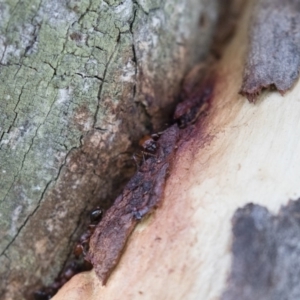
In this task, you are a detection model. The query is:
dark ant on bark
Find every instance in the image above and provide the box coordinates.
[33,290,52,300]
[73,225,94,258]
[33,268,75,299]
[90,207,103,223]
[133,133,162,167]
[34,207,103,299]
[33,261,92,300]
[139,135,158,154]
[74,207,103,258]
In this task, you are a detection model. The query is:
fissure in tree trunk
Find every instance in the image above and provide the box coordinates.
[0,0,220,299]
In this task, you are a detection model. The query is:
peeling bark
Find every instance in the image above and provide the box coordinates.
[87,125,179,283]
[0,0,219,299]
[241,0,300,102]
[223,200,300,300]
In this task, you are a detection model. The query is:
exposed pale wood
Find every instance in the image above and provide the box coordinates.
[54,2,300,299]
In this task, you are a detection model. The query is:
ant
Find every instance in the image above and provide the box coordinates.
[74,207,103,258]
[133,133,162,167]
[34,207,103,300]
[139,134,159,155]
[33,260,93,300]
[90,207,103,223]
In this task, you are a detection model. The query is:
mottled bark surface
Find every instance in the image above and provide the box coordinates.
[241,0,300,102]
[223,200,300,300]
[51,1,300,299]
[0,0,219,299]
[87,125,179,283]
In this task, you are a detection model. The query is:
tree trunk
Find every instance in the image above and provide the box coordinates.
[52,0,300,299]
[0,0,220,299]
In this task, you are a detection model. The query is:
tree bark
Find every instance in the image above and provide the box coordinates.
[52,1,300,299]
[0,0,220,299]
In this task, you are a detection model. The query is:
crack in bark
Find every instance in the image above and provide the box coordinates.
[77,0,93,25]
[92,39,120,128]
[1,86,24,137]
[56,203,90,277]
[0,253,11,288]
[0,0,23,63]
[130,4,138,101]
[0,79,59,201]
[129,3,153,130]
[75,72,103,81]
[0,0,42,65]
[0,82,75,252]
[0,144,79,258]
[0,120,41,206]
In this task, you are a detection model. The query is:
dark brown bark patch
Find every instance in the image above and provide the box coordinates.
[223,200,300,300]
[241,0,300,102]
[174,65,215,129]
[86,64,216,286]
[86,125,179,284]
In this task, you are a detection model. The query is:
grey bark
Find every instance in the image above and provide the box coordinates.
[0,0,219,299]
[223,201,300,300]
[241,0,300,102]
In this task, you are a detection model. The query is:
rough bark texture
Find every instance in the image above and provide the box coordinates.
[87,124,179,284]
[53,1,300,299]
[0,0,219,299]
[240,0,300,102]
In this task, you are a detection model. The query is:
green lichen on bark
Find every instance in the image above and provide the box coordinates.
[0,0,218,298]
